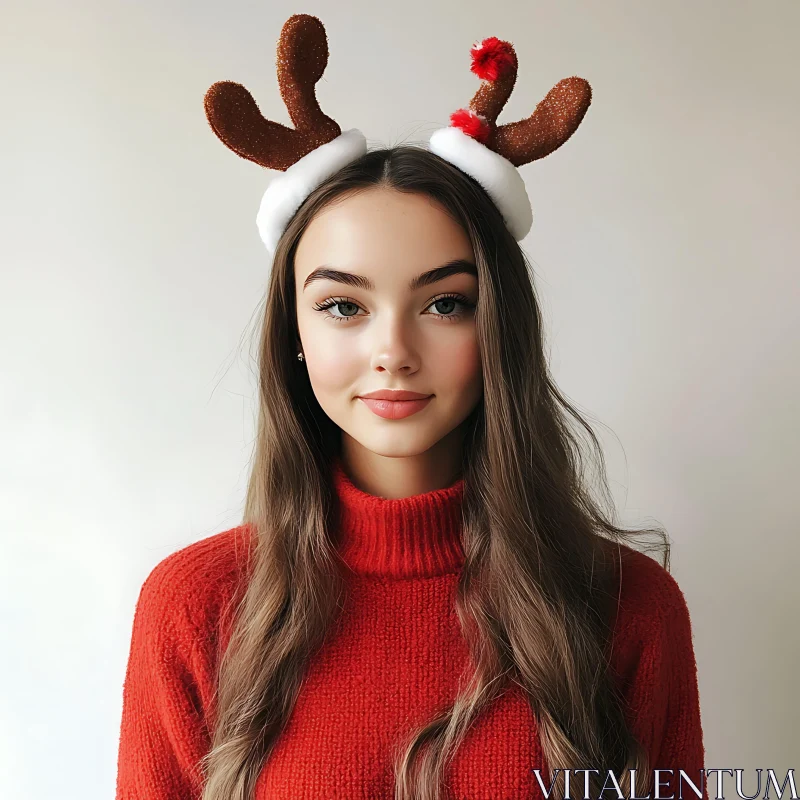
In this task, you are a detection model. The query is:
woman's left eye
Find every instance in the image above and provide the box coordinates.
[425,294,477,319]
[312,294,475,324]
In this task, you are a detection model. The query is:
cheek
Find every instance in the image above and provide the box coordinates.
[435,334,482,390]
[304,328,359,395]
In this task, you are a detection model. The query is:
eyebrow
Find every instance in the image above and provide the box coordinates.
[302,258,478,292]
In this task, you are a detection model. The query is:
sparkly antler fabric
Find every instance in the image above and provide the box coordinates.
[203,14,341,171]
[203,14,594,253]
[452,36,593,167]
[492,76,593,166]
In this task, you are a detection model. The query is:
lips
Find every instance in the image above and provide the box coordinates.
[358,395,433,420]
[358,390,432,401]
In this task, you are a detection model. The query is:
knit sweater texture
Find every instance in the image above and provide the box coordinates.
[115,458,706,799]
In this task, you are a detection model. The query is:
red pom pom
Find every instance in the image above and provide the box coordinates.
[449,108,491,144]
[469,36,515,82]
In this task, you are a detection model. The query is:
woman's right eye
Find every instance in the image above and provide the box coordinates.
[312,298,362,323]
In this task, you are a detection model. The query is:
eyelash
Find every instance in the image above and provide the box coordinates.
[312,293,476,324]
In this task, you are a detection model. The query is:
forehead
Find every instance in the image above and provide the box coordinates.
[294,187,474,280]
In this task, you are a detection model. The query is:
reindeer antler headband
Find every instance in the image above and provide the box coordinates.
[204,14,592,256]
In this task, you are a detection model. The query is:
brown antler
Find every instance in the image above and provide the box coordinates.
[493,76,592,166]
[204,14,342,172]
[459,38,592,168]
[467,38,519,126]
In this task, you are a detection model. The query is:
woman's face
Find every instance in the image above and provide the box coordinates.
[294,186,483,461]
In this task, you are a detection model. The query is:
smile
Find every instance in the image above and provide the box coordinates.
[358,396,433,420]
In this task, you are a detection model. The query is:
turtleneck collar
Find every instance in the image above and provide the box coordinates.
[330,456,466,579]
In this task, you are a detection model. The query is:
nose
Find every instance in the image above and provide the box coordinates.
[369,311,420,374]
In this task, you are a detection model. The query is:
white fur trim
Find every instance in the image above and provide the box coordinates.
[428,126,533,241]
[256,128,368,254]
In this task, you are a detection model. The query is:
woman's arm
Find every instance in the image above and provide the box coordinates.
[115,561,213,800]
[652,589,705,798]
[616,560,707,800]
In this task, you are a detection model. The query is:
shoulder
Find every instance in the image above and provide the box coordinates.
[599,545,705,772]
[133,524,254,648]
[609,542,693,629]
[119,526,254,750]
[604,541,698,683]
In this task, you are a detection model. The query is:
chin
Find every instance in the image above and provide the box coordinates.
[359,435,439,460]
[340,424,442,460]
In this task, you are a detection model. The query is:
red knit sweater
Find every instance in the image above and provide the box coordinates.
[115,459,706,799]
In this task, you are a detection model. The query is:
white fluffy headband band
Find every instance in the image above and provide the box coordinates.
[204,14,592,257]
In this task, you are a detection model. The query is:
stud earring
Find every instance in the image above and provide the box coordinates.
[297,352,305,361]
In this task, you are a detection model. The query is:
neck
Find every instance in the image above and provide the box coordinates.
[330,455,466,579]
[339,427,466,499]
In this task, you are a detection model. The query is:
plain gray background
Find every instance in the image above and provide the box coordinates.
[1,0,797,796]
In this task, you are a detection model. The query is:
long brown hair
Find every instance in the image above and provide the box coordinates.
[198,145,668,799]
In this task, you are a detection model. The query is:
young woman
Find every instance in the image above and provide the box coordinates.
[115,15,705,800]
